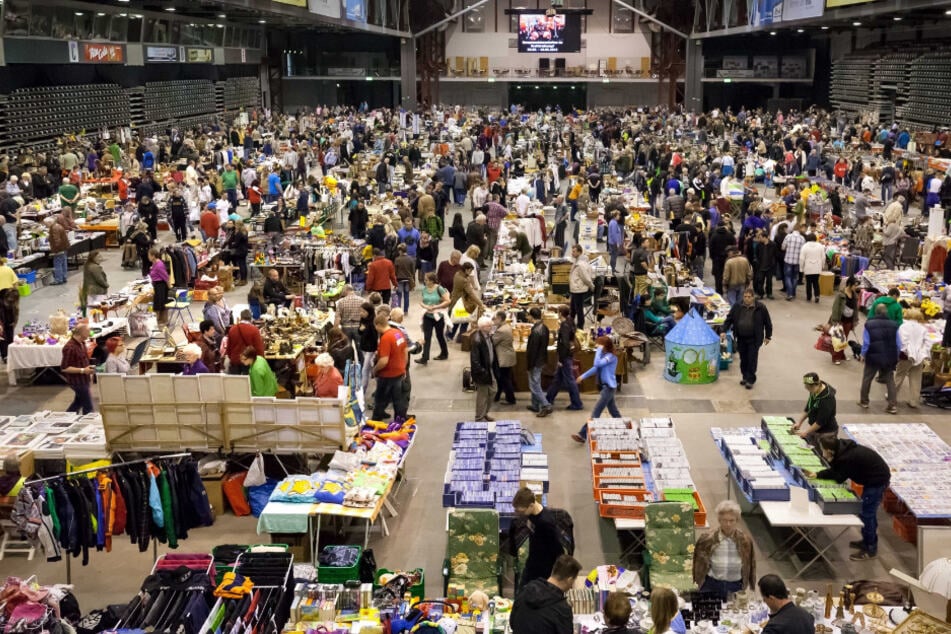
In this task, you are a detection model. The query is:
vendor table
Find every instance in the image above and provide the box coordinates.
[77,221,120,248]
[251,262,306,293]
[7,318,129,385]
[759,499,863,578]
[511,346,628,393]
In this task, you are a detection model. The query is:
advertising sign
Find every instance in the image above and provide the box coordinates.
[309,0,341,17]
[344,0,367,23]
[273,0,307,5]
[83,43,124,63]
[750,0,782,26]
[68,41,79,63]
[783,0,824,20]
[186,47,213,63]
[146,45,178,62]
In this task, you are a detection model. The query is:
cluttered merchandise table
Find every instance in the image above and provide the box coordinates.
[6,318,128,386]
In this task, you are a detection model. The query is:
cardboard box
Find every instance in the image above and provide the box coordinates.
[202,476,225,517]
[271,532,310,564]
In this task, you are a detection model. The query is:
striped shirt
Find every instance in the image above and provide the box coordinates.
[336,293,365,328]
[782,231,805,266]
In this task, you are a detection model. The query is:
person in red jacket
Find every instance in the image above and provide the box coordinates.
[225,310,264,375]
[365,248,397,304]
[247,179,263,217]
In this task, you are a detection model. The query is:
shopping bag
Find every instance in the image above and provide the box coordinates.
[829,324,848,352]
[244,452,267,487]
[222,471,251,516]
[450,299,471,322]
[814,333,833,354]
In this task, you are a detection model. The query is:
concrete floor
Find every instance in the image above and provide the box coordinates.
[2,200,945,612]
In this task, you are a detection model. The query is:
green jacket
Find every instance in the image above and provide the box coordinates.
[421,214,443,240]
[249,356,279,397]
[867,295,903,325]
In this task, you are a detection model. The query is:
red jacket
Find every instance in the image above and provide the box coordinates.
[226,321,264,366]
[365,257,397,292]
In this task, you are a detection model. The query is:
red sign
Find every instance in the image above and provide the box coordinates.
[83,43,123,63]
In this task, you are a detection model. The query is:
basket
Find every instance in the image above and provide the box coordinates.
[317,545,363,584]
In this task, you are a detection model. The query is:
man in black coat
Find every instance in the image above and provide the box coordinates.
[722,288,772,389]
[511,554,581,634]
[525,307,552,417]
[709,224,735,295]
[759,575,814,634]
[466,214,488,266]
[806,436,890,561]
[752,232,777,299]
[859,303,900,414]
[470,316,497,422]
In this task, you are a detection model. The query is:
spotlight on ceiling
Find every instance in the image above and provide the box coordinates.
[821,25,829,29]
[852,21,861,26]
[893,16,902,21]
[796,28,804,32]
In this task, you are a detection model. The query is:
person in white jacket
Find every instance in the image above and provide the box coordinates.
[798,234,825,303]
[895,308,930,408]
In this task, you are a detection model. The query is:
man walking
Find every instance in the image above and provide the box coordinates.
[334,284,364,342]
[372,313,408,420]
[526,307,553,417]
[568,244,594,331]
[221,163,239,210]
[859,303,900,414]
[48,214,70,285]
[61,323,95,413]
[781,226,805,301]
[722,289,772,389]
[470,316,497,422]
[722,247,753,306]
[546,305,584,411]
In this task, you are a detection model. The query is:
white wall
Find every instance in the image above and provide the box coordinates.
[443,0,652,74]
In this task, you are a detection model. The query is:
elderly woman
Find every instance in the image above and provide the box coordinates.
[312,352,344,398]
[181,343,210,375]
[202,286,231,335]
[691,499,756,600]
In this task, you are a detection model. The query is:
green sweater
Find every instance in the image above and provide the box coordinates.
[867,295,903,325]
[249,356,279,397]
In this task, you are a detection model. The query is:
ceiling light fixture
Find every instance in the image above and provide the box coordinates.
[117,0,130,3]
[165,6,176,11]
[946,8,951,14]
[796,28,804,32]
[119,13,127,17]
[75,11,84,16]
[893,16,902,21]
[259,19,266,23]
[852,21,861,25]
[769,30,776,35]
[821,25,829,29]
[97,12,106,16]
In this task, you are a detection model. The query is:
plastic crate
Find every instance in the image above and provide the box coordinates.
[16,271,36,284]
[595,488,653,519]
[317,545,363,584]
[375,568,425,601]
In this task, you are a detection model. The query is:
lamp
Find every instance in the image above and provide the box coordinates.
[919,558,951,623]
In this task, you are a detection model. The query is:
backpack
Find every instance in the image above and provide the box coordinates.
[549,507,575,556]
[462,367,474,392]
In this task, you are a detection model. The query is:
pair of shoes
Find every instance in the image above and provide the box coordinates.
[786,296,794,301]
[850,550,877,561]
[434,354,448,360]
[848,539,865,549]
[50,281,66,285]
[526,405,540,413]
[566,405,585,411]
[536,406,553,418]
[740,379,748,387]
[570,434,585,444]
[504,399,517,405]
[476,416,495,422]
[886,405,898,414]
[857,401,869,409]
[414,359,428,365]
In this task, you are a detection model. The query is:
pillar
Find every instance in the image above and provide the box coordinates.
[400,36,418,111]
[684,38,704,113]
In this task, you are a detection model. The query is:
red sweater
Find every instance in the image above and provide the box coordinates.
[226,322,264,366]
[366,257,397,292]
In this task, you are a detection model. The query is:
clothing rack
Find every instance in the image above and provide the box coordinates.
[27,452,192,484]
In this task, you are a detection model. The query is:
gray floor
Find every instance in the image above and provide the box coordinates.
[1,200,944,611]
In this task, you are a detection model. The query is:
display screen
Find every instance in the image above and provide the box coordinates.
[517,13,581,53]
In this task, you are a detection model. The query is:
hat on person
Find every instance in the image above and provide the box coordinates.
[315,352,334,367]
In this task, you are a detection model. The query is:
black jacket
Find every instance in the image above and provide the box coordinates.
[469,330,496,385]
[804,383,838,435]
[723,301,773,345]
[555,320,576,362]
[367,224,386,251]
[709,226,735,264]
[511,579,573,634]
[864,315,899,371]
[763,602,814,634]
[526,322,550,369]
[754,240,778,272]
[817,439,891,488]
[466,221,486,250]
[263,277,290,305]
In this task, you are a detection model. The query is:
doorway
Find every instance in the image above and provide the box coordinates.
[508,82,586,112]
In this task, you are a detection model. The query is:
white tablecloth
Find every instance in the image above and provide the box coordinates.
[7,318,129,385]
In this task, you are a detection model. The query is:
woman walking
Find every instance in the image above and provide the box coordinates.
[148,248,169,324]
[828,276,859,365]
[571,336,620,443]
[357,301,379,394]
[895,308,931,408]
[416,272,450,365]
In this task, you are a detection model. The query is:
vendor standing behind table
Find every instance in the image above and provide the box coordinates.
[804,435,890,562]
[693,500,756,600]
[757,575,814,634]
[792,372,838,443]
[510,554,581,634]
[225,310,264,375]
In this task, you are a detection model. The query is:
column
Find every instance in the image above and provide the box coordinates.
[684,38,704,113]
[400,36,417,111]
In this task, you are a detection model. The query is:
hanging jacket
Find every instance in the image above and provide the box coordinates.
[146,464,165,529]
[157,467,178,548]
[49,479,77,556]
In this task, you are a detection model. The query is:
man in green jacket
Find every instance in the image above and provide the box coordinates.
[221,163,240,210]
[867,287,903,325]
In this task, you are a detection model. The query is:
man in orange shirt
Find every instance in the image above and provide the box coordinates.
[365,248,397,304]
[200,204,220,241]
[372,313,408,420]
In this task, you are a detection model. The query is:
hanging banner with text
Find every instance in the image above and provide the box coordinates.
[783,0,824,20]
[186,47,213,63]
[146,45,178,62]
[826,0,877,6]
[309,0,341,18]
[83,43,124,63]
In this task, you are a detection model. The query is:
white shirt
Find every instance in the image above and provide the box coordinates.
[898,320,931,365]
[216,199,230,224]
[516,193,531,216]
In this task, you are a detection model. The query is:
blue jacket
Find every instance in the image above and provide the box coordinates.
[267,173,282,196]
[579,348,618,389]
[862,316,901,370]
[608,219,623,247]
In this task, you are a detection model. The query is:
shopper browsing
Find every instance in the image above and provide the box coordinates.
[803,436,890,561]
[545,305,584,411]
[859,303,900,415]
[791,372,838,442]
[571,336,621,443]
[568,244,594,331]
[469,316,497,422]
[692,500,756,600]
[61,324,95,414]
[510,554,581,634]
[721,288,772,389]
[371,313,408,421]
[757,574,814,634]
[242,347,278,397]
[492,311,517,405]
[601,592,638,634]
[649,587,681,634]
[511,488,569,588]
[525,307,553,417]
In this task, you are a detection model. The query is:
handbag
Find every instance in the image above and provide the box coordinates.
[829,324,849,352]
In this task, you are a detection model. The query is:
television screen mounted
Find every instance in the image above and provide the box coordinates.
[517,13,581,53]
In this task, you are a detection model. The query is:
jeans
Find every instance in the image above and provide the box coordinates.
[528,366,550,410]
[609,243,619,272]
[805,274,820,300]
[783,263,800,298]
[859,484,886,554]
[736,337,761,384]
[570,292,588,331]
[494,366,516,403]
[691,255,705,280]
[726,285,745,306]
[753,269,773,298]
[860,363,896,406]
[373,375,407,420]
[361,350,375,394]
[546,360,583,409]
[67,383,94,414]
[53,252,68,283]
[420,314,448,362]
[3,223,17,256]
[396,280,411,313]
[453,188,467,206]
[881,181,893,203]
[576,386,621,439]
[700,576,744,602]
[226,188,238,209]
